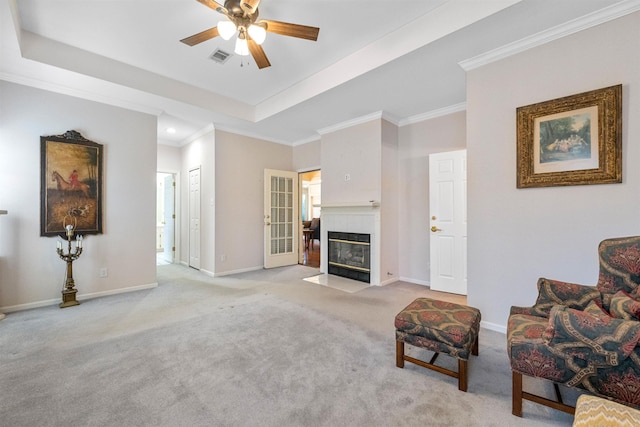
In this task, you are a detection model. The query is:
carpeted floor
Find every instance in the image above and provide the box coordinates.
[0,264,578,426]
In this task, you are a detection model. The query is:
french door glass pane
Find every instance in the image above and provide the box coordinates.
[269,176,295,255]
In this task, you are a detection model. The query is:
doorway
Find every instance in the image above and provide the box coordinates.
[156,172,176,265]
[299,170,321,268]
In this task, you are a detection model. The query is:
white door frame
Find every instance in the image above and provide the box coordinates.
[189,167,201,270]
[157,170,180,264]
[162,173,176,263]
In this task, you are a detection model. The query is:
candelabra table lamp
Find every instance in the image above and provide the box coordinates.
[57,224,83,308]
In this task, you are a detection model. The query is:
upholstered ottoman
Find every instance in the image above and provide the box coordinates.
[395,298,481,391]
[573,395,640,426]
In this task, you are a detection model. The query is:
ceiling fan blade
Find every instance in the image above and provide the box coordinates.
[263,20,319,41]
[247,39,271,69]
[180,27,220,46]
[196,0,228,15]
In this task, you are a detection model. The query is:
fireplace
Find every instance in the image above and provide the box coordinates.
[327,231,371,283]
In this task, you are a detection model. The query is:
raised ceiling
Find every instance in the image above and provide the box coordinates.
[1,0,636,145]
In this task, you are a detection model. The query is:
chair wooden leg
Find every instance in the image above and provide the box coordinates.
[396,340,405,368]
[458,359,468,392]
[512,371,523,417]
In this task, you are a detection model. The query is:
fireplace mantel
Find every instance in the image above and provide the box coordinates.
[319,201,379,208]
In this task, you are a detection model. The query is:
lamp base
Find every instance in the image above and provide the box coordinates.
[60,289,80,308]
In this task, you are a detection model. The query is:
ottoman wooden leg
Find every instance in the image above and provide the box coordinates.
[512,371,523,417]
[472,335,479,356]
[396,340,405,368]
[458,359,468,392]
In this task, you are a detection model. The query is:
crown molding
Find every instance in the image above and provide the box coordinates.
[399,102,467,127]
[292,135,321,147]
[317,111,384,136]
[317,110,402,136]
[211,124,293,147]
[459,0,640,71]
[177,123,215,147]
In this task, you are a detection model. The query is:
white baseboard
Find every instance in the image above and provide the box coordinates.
[481,320,506,334]
[213,265,263,277]
[200,268,216,278]
[78,283,158,301]
[399,276,430,287]
[1,282,158,314]
[380,277,399,286]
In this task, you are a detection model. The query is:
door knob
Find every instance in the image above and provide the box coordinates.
[431,226,442,232]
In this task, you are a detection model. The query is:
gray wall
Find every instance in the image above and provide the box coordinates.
[0,81,157,310]
[466,11,640,331]
[398,111,466,285]
[214,130,293,275]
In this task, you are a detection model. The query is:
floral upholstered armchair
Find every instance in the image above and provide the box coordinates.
[507,236,640,417]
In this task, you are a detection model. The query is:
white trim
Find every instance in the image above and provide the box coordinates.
[319,201,380,208]
[200,268,216,278]
[178,123,215,146]
[78,283,158,301]
[292,135,321,147]
[213,265,263,277]
[459,0,640,71]
[317,111,384,135]
[380,277,399,286]
[481,321,506,335]
[399,103,467,127]
[212,124,292,147]
[296,165,322,174]
[0,282,158,313]
[399,276,430,287]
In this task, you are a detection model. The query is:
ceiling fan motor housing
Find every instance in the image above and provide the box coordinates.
[224,0,258,17]
[224,0,259,30]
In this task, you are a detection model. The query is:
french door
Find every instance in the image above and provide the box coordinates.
[264,169,298,268]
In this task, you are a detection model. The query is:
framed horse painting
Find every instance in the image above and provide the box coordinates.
[40,130,103,237]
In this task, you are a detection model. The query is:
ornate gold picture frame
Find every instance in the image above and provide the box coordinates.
[516,85,622,188]
[41,130,103,237]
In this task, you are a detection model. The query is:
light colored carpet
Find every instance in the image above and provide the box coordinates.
[0,264,578,426]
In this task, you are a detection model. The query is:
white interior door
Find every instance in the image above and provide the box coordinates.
[429,150,467,295]
[264,169,298,269]
[189,168,201,269]
[162,174,175,263]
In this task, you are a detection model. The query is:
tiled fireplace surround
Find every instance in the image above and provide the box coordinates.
[320,204,381,286]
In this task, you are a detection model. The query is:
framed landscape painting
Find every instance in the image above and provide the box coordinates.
[516,85,622,188]
[41,130,103,237]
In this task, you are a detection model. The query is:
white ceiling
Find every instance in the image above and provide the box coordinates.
[1,0,637,146]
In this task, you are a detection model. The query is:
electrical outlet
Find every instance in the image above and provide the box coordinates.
[344,173,351,181]
[99,268,108,278]
[220,254,226,262]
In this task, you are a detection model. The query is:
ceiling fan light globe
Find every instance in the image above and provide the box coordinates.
[218,20,237,40]
[248,24,266,45]
[234,38,249,56]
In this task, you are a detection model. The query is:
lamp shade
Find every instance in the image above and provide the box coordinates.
[218,20,236,40]
[247,24,266,45]
[234,37,249,56]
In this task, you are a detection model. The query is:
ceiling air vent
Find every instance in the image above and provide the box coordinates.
[209,49,232,64]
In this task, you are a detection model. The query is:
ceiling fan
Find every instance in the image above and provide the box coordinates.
[181,0,320,69]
